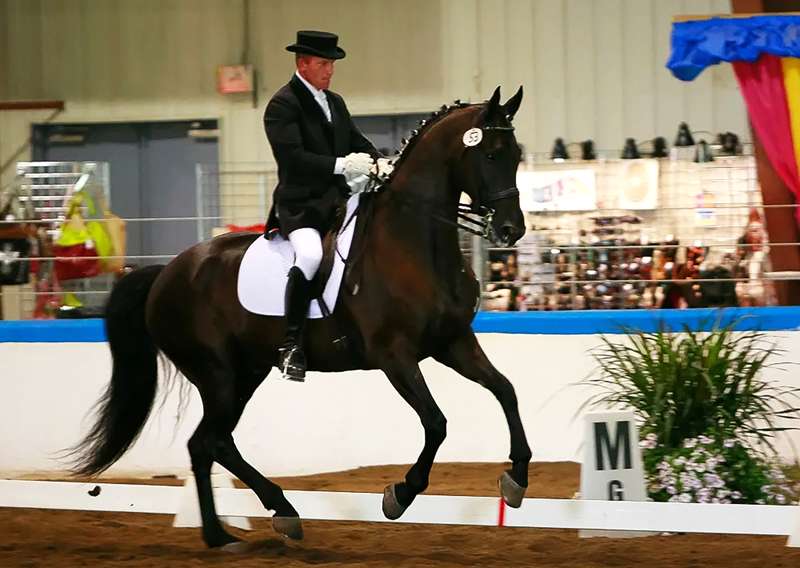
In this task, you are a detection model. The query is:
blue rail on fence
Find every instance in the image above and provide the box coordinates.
[1,307,799,342]
[470,307,800,335]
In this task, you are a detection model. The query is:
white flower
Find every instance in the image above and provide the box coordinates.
[698,435,713,445]
[724,439,736,448]
[731,491,742,500]
[775,494,787,504]
[769,469,786,482]
[678,493,692,503]
[683,439,697,449]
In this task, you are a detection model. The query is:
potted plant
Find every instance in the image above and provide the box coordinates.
[583,321,800,504]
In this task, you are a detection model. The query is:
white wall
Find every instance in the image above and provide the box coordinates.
[2,331,798,479]
[1,0,746,192]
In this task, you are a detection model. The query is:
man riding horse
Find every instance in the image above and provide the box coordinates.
[264,30,392,382]
[73,52,530,546]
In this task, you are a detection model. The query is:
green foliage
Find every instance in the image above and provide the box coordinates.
[584,321,800,452]
[582,320,800,504]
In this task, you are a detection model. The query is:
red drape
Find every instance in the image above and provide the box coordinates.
[733,54,800,223]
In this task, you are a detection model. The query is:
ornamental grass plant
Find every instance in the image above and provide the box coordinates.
[584,321,800,504]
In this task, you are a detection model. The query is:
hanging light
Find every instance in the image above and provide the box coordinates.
[694,139,714,162]
[621,138,640,159]
[674,122,695,147]
[550,137,569,161]
[580,139,596,160]
[718,131,741,155]
[651,136,668,158]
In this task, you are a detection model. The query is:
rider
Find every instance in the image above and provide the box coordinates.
[264,30,391,382]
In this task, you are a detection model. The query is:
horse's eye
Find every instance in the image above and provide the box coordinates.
[486,153,495,160]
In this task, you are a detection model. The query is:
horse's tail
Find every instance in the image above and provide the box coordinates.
[69,264,165,476]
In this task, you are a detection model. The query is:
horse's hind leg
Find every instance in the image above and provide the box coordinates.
[211,417,304,539]
[434,332,532,507]
[187,366,303,545]
[379,348,447,520]
[187,417,240,548]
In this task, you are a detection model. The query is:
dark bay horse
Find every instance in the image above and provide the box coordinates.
[72,86,532,548]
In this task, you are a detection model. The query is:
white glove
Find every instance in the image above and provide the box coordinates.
[342,152,373,177]
[374,157,394,179]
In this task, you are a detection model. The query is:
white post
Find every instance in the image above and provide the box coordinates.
[579,410,654,538]
[787,506,800,547]
[173,467,252,531]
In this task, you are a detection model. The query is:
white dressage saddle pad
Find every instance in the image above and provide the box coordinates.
[237,192,361,318]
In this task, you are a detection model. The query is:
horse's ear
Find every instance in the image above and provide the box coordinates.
[487,86,502,112]
[503,86,523,121]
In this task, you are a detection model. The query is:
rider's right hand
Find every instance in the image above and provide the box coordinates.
[342,152,373,177]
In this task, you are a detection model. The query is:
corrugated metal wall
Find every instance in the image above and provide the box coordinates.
[1,0,743,186]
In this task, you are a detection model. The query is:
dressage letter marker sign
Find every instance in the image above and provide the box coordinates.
[580,411,653,538]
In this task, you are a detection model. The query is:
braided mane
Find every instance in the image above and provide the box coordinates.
[384,99,473,184]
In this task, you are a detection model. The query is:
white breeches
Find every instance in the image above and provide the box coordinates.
[288,227,323,280]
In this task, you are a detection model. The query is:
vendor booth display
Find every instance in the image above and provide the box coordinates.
[500,155,770,311]
[668,13,800,305]
[1,162,126,319]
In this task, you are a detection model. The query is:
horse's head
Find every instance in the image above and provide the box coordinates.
[454,86,525,246]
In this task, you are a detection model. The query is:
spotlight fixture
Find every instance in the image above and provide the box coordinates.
[651,136,668,158]
[550,138,569,161]
[580,139,596,160]
[718,131,741,155]
[621,138,640,159]
[694,139,714,162]
[674,122,695,147]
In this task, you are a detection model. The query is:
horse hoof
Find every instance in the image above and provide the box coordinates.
[220,541,251,553]
[382,483,407,520]
[498,471,526,508]
[272,516,304,540]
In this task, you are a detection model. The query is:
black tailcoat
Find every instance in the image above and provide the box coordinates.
[263,75,377,235]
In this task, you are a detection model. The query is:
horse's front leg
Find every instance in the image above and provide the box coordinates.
[434,331,532,507]
[380,352,447,520]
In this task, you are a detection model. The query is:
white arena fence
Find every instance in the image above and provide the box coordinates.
[1,479,799,540]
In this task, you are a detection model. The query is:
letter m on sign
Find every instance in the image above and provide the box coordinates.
[594,421,632,471]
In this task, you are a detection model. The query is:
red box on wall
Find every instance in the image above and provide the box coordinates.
[217,65,253,94]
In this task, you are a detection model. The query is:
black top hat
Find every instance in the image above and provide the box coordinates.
[286,30,346,60]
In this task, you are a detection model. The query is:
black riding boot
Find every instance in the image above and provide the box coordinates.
[278,266,313,381]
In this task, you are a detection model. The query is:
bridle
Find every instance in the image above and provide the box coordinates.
[353,124,520,245]
[452,124,519,243]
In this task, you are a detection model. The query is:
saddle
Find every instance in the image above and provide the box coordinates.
[237,193,362,319]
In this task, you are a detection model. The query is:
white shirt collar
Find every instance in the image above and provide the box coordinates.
[295,71,325,100]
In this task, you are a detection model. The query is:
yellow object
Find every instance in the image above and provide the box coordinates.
[57,191,121,271]
[781,57,800,176]
[87,219,113,257]
[63,292,83,308]
[102,213,127,272]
